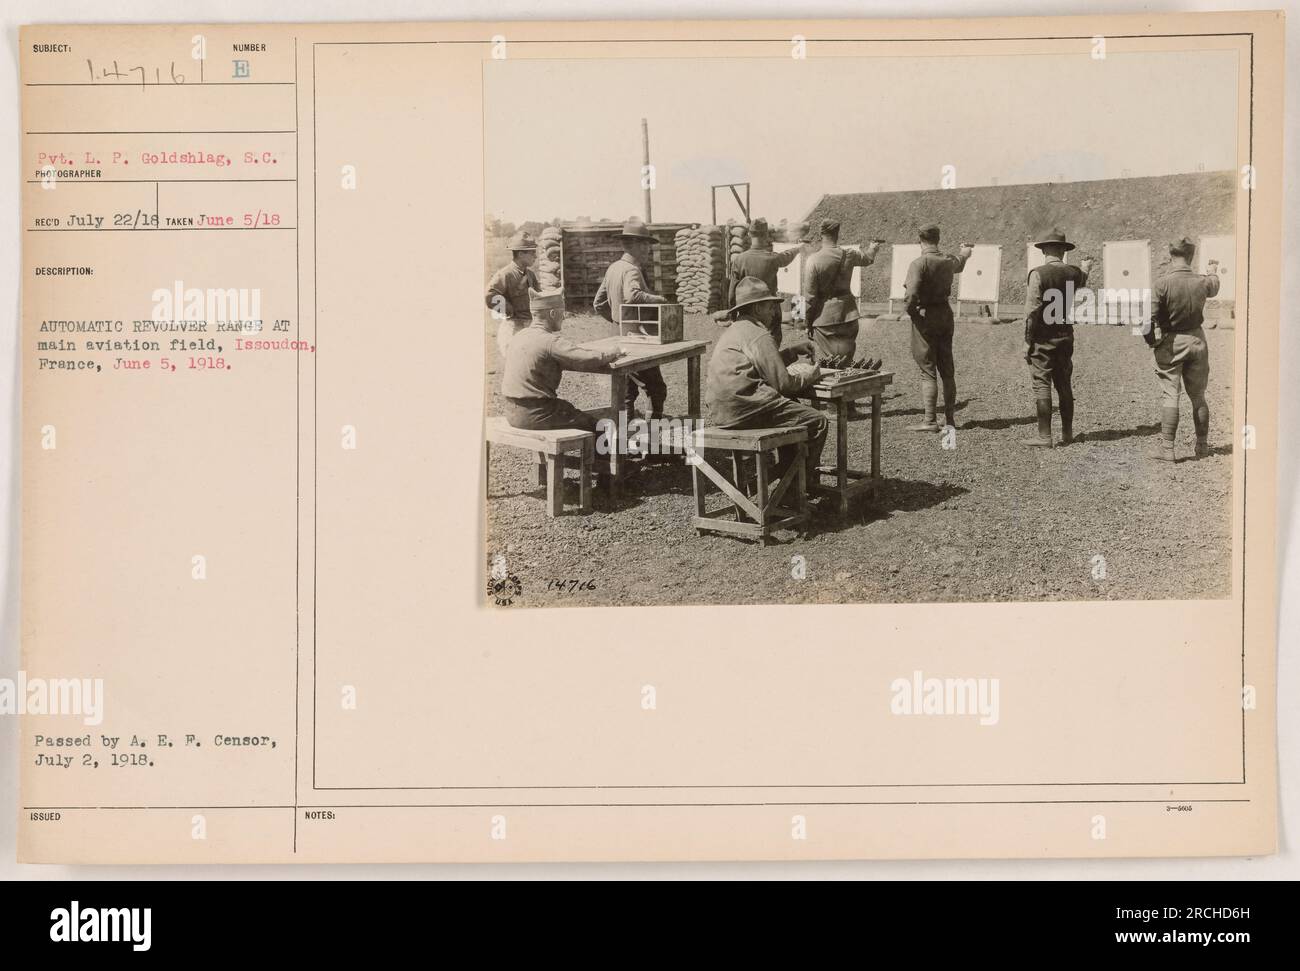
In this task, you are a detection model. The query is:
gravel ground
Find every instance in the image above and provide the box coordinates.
[485,312,1233,607]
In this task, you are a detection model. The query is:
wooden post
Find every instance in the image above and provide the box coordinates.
[641,118,652,224]
[686,356,701,418]
[871,393,882,479]
[836,399,849,515]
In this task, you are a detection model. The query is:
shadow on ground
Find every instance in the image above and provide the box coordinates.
[882,398,970,419]
[1077,422,1161,443]
[960,414,1035,430]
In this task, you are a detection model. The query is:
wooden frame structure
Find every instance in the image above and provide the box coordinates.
[687,426,810,544]
[710,182,751,226]
[794,371,894,515]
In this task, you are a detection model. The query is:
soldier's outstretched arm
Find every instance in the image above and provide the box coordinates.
[1203,262,1222,297]
[625,266,667,304]
[551,335,622,372]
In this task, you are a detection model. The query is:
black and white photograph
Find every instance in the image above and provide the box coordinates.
[482,51,1242,607]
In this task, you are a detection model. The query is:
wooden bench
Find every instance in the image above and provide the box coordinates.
[485,417,599,517]
[686,426,810,543]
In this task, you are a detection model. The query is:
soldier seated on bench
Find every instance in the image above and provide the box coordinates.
[502,288,623,434]
[707,277,827,484]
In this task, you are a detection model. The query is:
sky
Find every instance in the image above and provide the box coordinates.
[483,49,1240,227]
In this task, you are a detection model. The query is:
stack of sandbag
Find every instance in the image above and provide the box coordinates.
[726,221,750,271]
[673,225,726,314]
[536,226,563,290]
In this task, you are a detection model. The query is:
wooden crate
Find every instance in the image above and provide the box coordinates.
[618,303,685,344]
[560,222,689,313]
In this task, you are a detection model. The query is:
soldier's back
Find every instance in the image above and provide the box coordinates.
[732,250,782,291]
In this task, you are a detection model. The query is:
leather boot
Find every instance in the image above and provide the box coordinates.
[1152,406,1178,462]
[909,377,941,431]
[1022,399,1053,447]
[1058,396,1075,444]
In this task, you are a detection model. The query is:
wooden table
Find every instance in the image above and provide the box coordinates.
[578,337,711,491]
[794,371,894,515]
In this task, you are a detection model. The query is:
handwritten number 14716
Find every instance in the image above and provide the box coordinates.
[86,59,186,87]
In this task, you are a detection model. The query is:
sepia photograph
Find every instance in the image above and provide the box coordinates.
[482,51,1241,607]
[11,8,1285,879]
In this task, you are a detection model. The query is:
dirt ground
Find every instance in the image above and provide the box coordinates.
[485,312,1234,607]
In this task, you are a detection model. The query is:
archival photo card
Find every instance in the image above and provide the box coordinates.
[18,13,1281,863]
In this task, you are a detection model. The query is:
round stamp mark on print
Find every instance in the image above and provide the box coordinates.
[487,572,523,606]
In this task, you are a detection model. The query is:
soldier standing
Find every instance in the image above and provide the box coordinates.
[727,217,802,307]
[1021,229,1092,447]
[484,231,540,357]
[593,218,669,418]
[902,224,974,431]
[801,219,882,360]
[1147,237,1220,461]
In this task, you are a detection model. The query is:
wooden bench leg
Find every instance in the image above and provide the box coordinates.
[796,442,808,528]
[545,454,562,517]
[692,461,706,533]
[871,393,882,479]
[755,449,770,528]
[534,452,547,488]
[608,372,627,493]
[730,452,745,520]
[579,441,593,513]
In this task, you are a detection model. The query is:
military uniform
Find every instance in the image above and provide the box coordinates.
[1022,232,1089,446]
[903,230,970,429]
[501,301,620,434]
[1148,240,1220,459]
[708,280,828,483]
[1025,261,1088,394]
[485,232,540,356]
[802,237,876,358]
[728,244,800,306]
[593,220,669,416]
